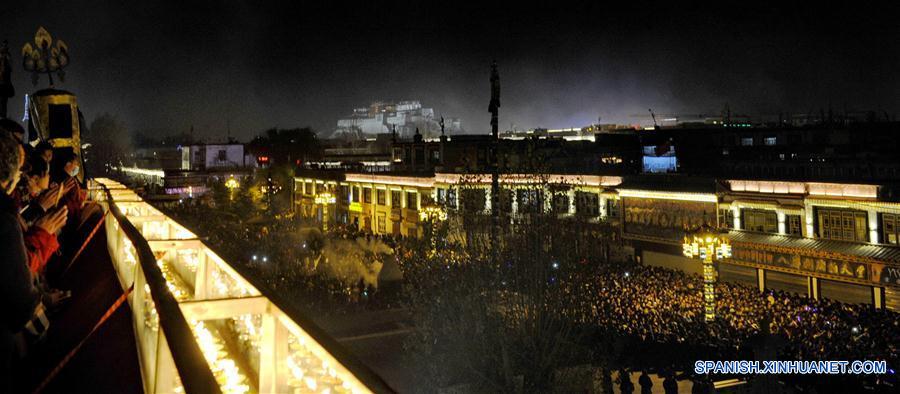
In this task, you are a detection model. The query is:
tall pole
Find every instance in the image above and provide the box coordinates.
[703,245,716,322]
[683,225,729,322]
[489,61,500,260]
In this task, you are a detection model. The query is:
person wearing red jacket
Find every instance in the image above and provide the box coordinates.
[15,155,69,274]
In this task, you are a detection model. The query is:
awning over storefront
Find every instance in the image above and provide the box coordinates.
[726,230,900,287]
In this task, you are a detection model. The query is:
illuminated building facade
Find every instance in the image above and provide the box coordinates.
[333,100,463,139]
[294,171,900,311]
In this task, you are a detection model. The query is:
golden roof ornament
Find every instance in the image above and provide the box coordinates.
[22,27,70,87]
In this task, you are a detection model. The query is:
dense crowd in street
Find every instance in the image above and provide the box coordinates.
[572,262,899,390]
[153,176,900,391]
[577,263,899,366]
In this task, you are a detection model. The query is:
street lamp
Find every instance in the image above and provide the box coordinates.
[683,223,731,322]
[314,192,336,232]
[225,176,239,201]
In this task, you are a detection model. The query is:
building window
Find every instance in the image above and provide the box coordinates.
[339,185,350,203]
[741,137,753,146]
[498,189,513,214]
[607,198,620,218]
[460,188,485,213]
[718,208,734,229]
[516,189,543,213]
[447,188,457,208]
[742,209,777,233]
[575,192,599,217]
[377,213,386,233]
[391,190,402,208]
[406,191,418,210]
[817,208,867,242]
[436,188,447,204]
[882,213,899,245]
[363,187,372,203]
[786,214,802,236]
[551,194,570,214]
[376,189,386,205]
[352,186,360,203]
[306,182,314,195]
[764,136,777,146]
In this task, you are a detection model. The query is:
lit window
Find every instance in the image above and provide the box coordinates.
[406,191,418,210]
[741,137,753,146]
[377,213,386,233]
[882,214,899,245]
[764,137,777,146]
[742,209,777,233]
[391,191,401,208]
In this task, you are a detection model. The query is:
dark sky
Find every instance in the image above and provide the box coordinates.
[2,2,898,140]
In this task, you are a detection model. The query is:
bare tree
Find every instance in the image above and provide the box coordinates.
[404,163,622,392]
[83,113,132,175]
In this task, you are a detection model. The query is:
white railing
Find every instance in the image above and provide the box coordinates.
[89,178,388,394]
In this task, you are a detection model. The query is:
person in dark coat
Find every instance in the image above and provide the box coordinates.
[0,132,41,391]
[663,372,679,394]
[691,375,711,394]
[600,366,614,394]
[618,368,635,394]
[639,370,653,394]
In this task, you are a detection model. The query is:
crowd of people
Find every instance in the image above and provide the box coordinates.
[161,197,405,316]
[572,262,899,389]
[1,118,99,391]
[141,164,900,391]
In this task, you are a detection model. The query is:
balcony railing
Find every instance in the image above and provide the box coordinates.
[88,178,392,394]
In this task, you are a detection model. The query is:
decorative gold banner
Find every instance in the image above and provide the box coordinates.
[623,197,717,242]
[731,245,870,282]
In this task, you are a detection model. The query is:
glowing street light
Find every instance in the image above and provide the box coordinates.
[314,192,336,232]
[225,176,239,201]
[683,223,731,322]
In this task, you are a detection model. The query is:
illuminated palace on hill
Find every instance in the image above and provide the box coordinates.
[294,121,900,312]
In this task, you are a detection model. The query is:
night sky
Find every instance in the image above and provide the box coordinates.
[2,2,898,140]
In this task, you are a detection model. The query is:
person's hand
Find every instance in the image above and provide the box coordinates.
[64,177,77,193]
[49,289,72,305]
[38,183,63,211]
[34,206,68,235]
